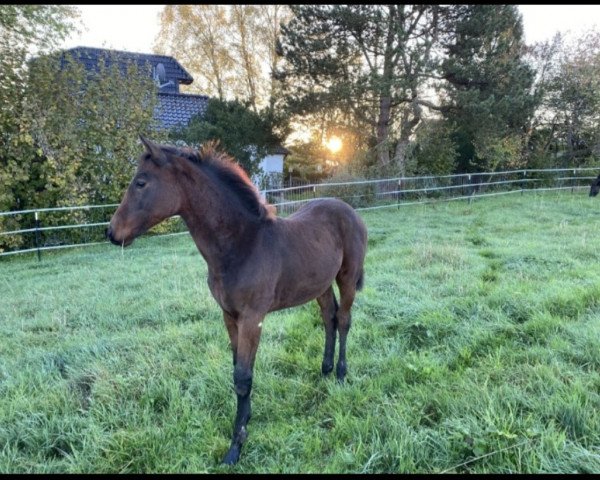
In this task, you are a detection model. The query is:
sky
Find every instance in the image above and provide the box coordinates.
[519,4,600,44]
[61,5,600,53]
[62,5,166,53]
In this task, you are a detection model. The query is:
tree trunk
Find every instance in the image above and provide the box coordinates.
[232,6,258,112]
[375,6,398,168]
[566,117,574,166]
[376,95,392,166]
[393,138,409,177]
[393,100,422,176]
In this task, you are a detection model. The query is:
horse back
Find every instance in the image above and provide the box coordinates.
[287,198,367,251]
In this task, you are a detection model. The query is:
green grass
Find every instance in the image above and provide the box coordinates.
[1,190,600,473]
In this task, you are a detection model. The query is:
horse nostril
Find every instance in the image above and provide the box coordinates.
[106,227,117,243]
[106,226,126,246]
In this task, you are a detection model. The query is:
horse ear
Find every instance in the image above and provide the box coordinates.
[139,135,168,166]
[139,135,154,152]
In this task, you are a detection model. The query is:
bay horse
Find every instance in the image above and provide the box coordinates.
[106,136,368,465]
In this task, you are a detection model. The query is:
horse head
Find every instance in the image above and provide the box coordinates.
[106,136,183,246]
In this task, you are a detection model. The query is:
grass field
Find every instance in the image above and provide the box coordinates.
[1,190,600,473]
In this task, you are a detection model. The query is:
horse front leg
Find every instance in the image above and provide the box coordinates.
[223,311,238,367]
[222,314,264,465]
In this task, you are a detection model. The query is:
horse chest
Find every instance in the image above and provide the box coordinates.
[207,269,272,315]
[207,273,233,313]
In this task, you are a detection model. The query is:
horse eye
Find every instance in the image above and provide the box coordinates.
[135,180,146,188]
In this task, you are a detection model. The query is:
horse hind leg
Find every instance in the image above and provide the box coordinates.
[316,286,338,376]
[334,272,359,383]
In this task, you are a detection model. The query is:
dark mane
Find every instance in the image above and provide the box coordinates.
[161,142,274,220]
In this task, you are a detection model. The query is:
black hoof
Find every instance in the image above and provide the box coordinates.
[321,362,334,376]
[336,362,347,382]
[222,445,241,465]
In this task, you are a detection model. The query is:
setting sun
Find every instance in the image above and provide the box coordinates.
[325,136,343,153]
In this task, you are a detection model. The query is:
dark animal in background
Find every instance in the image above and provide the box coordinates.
[107,136,368,465]
[590,174,600,197]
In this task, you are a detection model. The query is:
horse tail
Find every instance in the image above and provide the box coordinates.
[356,269,365,291]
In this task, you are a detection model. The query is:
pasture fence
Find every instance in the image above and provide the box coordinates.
[1,167,599,259]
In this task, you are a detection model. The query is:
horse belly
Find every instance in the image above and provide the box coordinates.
[269,255,342,312]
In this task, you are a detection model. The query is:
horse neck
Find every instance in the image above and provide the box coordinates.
[177,164,261,273]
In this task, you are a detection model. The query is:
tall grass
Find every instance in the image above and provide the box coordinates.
[1,190,600,473]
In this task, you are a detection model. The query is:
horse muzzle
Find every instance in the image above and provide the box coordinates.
[106,226,133,247]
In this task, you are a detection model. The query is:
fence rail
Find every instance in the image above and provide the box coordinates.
[1,167,599,259]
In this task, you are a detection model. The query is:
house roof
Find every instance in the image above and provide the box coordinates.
[60,46,194,93]
[59,46,209,130]
[270,145,290,155]
[156,92,209,130]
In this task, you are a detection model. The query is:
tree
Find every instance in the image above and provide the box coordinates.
[170,98,283,177]
[440,5,536,172]
[155,5,292,110]
[1,48,160,252]
[284,136,332,184]
[257,5,291,111]
[230,5,261,112]
[1,6,78,206]
[406,119,458,175]
[24,52,160,208]
[537,31,600,167]
[0,6,77,250]
[277,5,446,171]
[284,124,366,183]
[519,33,563,167]
[155,5,233,101]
